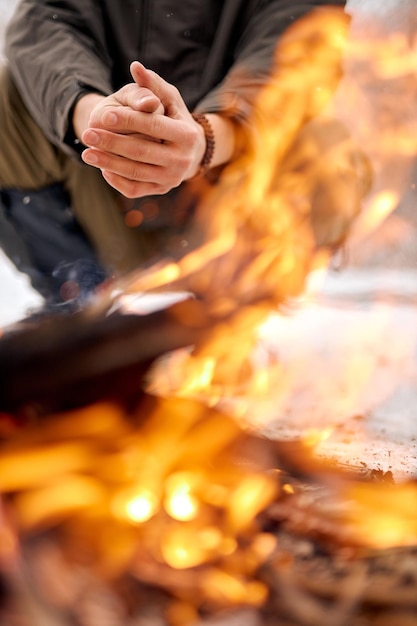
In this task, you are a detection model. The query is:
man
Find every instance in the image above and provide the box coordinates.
[0,0,346,305]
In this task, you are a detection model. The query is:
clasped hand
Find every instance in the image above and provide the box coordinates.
[81,61,206,198]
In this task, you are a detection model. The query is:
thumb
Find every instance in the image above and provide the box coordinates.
[115,83,164,114]
[130,61,185,118]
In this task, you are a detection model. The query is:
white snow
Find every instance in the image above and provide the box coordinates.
[0,249,43,326]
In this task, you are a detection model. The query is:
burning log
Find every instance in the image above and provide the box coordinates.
[0,299,209,416]
[0,394,282,623]
[0,392,416,626]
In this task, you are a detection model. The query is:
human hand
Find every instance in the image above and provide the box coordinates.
[72,85,163,143]
[81,61,207,198]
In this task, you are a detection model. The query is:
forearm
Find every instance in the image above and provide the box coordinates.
[196,1,347,131]
[5,0,112,154]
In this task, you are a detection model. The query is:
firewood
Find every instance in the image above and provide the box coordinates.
[0,299,208,417]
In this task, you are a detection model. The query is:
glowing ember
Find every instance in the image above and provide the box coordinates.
[114,488,159,524]
[0,398,287,589]
[164,472,200,521]
[341,481,417,549]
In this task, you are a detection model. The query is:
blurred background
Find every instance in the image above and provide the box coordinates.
[0,0,16,54]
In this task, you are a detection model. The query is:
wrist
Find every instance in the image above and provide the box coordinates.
[190,113,237,178]
[72,92,106,141]
[191,113,216,177]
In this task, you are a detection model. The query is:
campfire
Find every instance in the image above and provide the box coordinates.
[1,7,417,626]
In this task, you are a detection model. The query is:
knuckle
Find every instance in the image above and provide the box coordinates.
[180,151,191,167]
[134,141,151,162]
[160,184,171,194]
[148,115,164,138]
[184,125,197,144]
[124,110,137,132]
[123,180,140,198]
[129,163,143,182]
[169,84,181,100]
[119,84,136,103]
[138,86,153,99]
[155,101,165,115]
[88,111,101,127]
[165,171,181,189]
[97,152,111,169]
[176,153,191,173]
[173,173,183,188]
[127,83,138,96]
[99,132,112,151]
[155,183,169,195]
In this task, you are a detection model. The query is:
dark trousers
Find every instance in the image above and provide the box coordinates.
[0,185,106,302]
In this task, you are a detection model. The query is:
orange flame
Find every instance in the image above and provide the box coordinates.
[120,7,365,407]
[342,481,417,549]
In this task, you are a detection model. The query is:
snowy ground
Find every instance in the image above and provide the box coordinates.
[0,0,416,479]
[0,249,44,325]
[254,272,417,479]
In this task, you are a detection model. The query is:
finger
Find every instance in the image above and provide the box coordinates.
[115,84,164,114]
[130,61,185,118]
[82,129,168,166]
[89,107,189,144]
[82,147,165,184]
[101,170,164,199]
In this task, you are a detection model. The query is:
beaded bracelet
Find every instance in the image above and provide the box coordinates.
[192,113,215,176]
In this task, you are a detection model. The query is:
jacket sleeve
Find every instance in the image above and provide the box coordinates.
[194,0,347,125]
[5,0,113,157]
